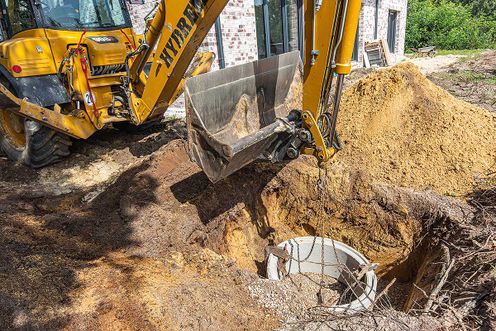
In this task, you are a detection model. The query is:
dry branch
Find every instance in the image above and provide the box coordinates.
[374,278,397,304]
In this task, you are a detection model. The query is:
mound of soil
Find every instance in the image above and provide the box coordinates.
[335,62,496,196]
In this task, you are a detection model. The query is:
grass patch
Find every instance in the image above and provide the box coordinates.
[435,49,486,57]
[433,70,496,85]
[405,49,485,59]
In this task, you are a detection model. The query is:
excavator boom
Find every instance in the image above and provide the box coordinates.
[127,0,229,122]
[126,0,361,182]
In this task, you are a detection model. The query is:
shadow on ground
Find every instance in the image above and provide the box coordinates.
[0,161,158,329]
[171,161,285,240]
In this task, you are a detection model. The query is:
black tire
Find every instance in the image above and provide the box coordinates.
[0,112,72,168]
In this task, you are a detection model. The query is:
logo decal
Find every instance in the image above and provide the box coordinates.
[88,36,119,44]
[84,91,96,106]
[159,0,208,68]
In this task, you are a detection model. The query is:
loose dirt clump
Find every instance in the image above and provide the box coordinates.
[249,273,344,323]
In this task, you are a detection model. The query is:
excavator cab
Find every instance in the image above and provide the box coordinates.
[185,51,303,182]
[0,0,131,37]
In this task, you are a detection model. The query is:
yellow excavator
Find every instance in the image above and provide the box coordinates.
[0,0,360,182]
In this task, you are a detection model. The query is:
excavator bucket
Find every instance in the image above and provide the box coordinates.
[185,51,302,183]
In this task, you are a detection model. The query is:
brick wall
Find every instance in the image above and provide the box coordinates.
[127,0,258,69]
[127,0,157,34]
[355,0,408,65]
[376,0,408,62]
[216,0,258,68]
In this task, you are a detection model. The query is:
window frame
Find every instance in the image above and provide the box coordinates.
[352,21,359,61]
[387,9,398,54]
[256,0,303,60]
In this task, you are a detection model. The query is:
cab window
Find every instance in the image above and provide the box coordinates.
[4,0,37,35]
[41,0,128,29]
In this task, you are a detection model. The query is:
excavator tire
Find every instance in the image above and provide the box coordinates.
[0,109,72,168]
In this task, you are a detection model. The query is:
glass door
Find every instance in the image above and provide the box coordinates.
[255,0,302,59]
[387,10,398,53]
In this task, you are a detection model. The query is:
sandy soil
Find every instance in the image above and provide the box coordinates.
[0,62,495,330]
[337,61,496,196]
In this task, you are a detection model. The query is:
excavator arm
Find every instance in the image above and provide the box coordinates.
[126,0,229,122]
[125,0,361,182]
[301,0,362,162]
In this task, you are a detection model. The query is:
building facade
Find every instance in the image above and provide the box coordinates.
[357,0,408,64]
[127,0,408,114]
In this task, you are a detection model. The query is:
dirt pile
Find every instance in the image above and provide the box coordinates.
[335,62,496,196]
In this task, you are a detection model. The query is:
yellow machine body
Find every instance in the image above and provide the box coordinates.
[0,0,361,179]
[0,25,203,136]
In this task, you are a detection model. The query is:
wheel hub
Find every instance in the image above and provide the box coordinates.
[0,109,26,148]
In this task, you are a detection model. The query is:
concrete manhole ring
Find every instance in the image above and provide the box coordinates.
[266,236,378,313]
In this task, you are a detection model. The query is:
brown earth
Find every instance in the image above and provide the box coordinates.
[0,62,495,330]
[335,61,496,196]
[0,141,281,330]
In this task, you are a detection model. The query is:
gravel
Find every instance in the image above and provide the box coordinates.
[249,272,346,323]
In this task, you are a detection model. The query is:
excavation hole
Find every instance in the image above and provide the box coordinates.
[204,167,460,316]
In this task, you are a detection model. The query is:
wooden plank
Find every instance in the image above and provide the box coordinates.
[364,40,385,67]
[363,50,370,68]
[380,38,393,66]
